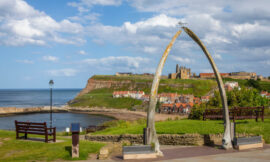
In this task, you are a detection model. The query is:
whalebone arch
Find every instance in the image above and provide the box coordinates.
[147,27,232,155]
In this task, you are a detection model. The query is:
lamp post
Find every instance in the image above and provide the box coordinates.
[49,80,54,129]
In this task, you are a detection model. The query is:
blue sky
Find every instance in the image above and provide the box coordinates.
[0,0,270,89]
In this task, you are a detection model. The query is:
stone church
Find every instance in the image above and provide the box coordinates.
[168,64,192,79]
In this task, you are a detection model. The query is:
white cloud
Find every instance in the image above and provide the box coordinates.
[213,54,222,60]
[87,14,180,55]
[82,56,150,73]
[16,59,34,64]
[68,13,101,23]
[48,68,77,77]
[43,56,59,62]
[171,55,192,64]
[78,50,86,55]
[143,46,158,54]
[0,0,84,46]
[83,1,270,76]
[68,0,122,13]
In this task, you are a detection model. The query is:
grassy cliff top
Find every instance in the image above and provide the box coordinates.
[70,75,269,109]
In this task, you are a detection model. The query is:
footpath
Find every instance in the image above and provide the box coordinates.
[82,144,270,162]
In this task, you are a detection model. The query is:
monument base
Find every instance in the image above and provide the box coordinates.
[235,143,263,150]
[123,145,157,160]
[233,136,263,150]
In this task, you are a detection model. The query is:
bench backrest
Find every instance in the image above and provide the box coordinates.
[15,120,47,133]
[204,106,264,116]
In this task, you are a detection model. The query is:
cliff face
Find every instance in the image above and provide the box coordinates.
[77,78,152,97]
[74,75,217,101]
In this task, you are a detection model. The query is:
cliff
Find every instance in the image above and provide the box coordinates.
[69,75,217,108]
[76,75,217,97]
[77,78,151,97]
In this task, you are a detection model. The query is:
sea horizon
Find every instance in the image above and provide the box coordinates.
[0,89,82,108]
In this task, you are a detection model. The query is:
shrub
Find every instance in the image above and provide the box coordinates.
[188,103,208,120]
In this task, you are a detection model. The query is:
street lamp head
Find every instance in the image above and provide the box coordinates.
[49,80,54,88]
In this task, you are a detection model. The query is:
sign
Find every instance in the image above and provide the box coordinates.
[71,123,80,133]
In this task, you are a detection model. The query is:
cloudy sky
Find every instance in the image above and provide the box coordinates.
[0,0,269,88]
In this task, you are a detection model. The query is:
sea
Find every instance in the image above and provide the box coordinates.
[0,89,114,131]
[0,89,81,107]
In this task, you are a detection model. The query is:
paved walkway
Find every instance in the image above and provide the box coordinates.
[109,144,270,162]
[76,145,270,162]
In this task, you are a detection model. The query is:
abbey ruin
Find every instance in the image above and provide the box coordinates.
[169,64,268,81]
[168,64,195,79]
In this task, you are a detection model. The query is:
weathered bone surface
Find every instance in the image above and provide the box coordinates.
[182,27,232,149]
[147,30,182,155]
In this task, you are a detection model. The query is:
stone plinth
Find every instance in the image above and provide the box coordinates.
[123,145,157,160]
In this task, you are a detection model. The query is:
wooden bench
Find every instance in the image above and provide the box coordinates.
[231,107,264,122]
[203,108,224,120]
[15,120,56,143]
[203,106,264,122]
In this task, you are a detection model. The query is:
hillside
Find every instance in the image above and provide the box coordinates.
[69,75,217,109]
[69,75,270,109]
[76,75,218,97]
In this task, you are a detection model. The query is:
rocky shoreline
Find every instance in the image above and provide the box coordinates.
[0,106,187,121]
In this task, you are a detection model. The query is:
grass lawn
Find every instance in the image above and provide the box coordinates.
[0,130,105,161]
[93,118,270,143]
[70,89,142,109]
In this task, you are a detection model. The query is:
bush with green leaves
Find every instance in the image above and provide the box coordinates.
[189,87,269,120]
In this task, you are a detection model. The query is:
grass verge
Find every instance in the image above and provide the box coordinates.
[93,118,270,143]
[0,130,104,161]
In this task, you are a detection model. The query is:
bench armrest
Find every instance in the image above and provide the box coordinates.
[47,127,56,130]
[47,127,56,132]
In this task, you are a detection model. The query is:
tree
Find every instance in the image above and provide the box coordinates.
[246,79,261,90]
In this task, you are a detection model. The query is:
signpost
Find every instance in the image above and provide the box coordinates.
[71,123,80,158]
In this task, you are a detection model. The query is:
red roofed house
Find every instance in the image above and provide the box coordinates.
[160,102,194,114]
[158,93,178,103]
[193,97,202,105]
[201,95,210,102]
[260,91,270,98]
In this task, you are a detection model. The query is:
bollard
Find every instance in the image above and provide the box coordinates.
[230,122,235,140]
[71,123,80,158]
[143,127,150,145]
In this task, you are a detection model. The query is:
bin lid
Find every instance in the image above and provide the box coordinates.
[71,123,80,133]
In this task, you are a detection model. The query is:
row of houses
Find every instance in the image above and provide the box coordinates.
[113,91,211,114]
[260,91,270,98]
[159,102,194,114]
[113,91,145,99]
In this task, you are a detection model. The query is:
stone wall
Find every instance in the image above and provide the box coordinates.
[85,133,252,146]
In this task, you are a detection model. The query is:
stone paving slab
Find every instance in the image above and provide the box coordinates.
[110,144,270,162]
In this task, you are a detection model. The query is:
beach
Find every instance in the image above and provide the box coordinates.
[0,106,187,121]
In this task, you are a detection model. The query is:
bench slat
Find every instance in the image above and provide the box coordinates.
[18,131,54,135]
[15,121,46,125]
[17,125,46,129]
